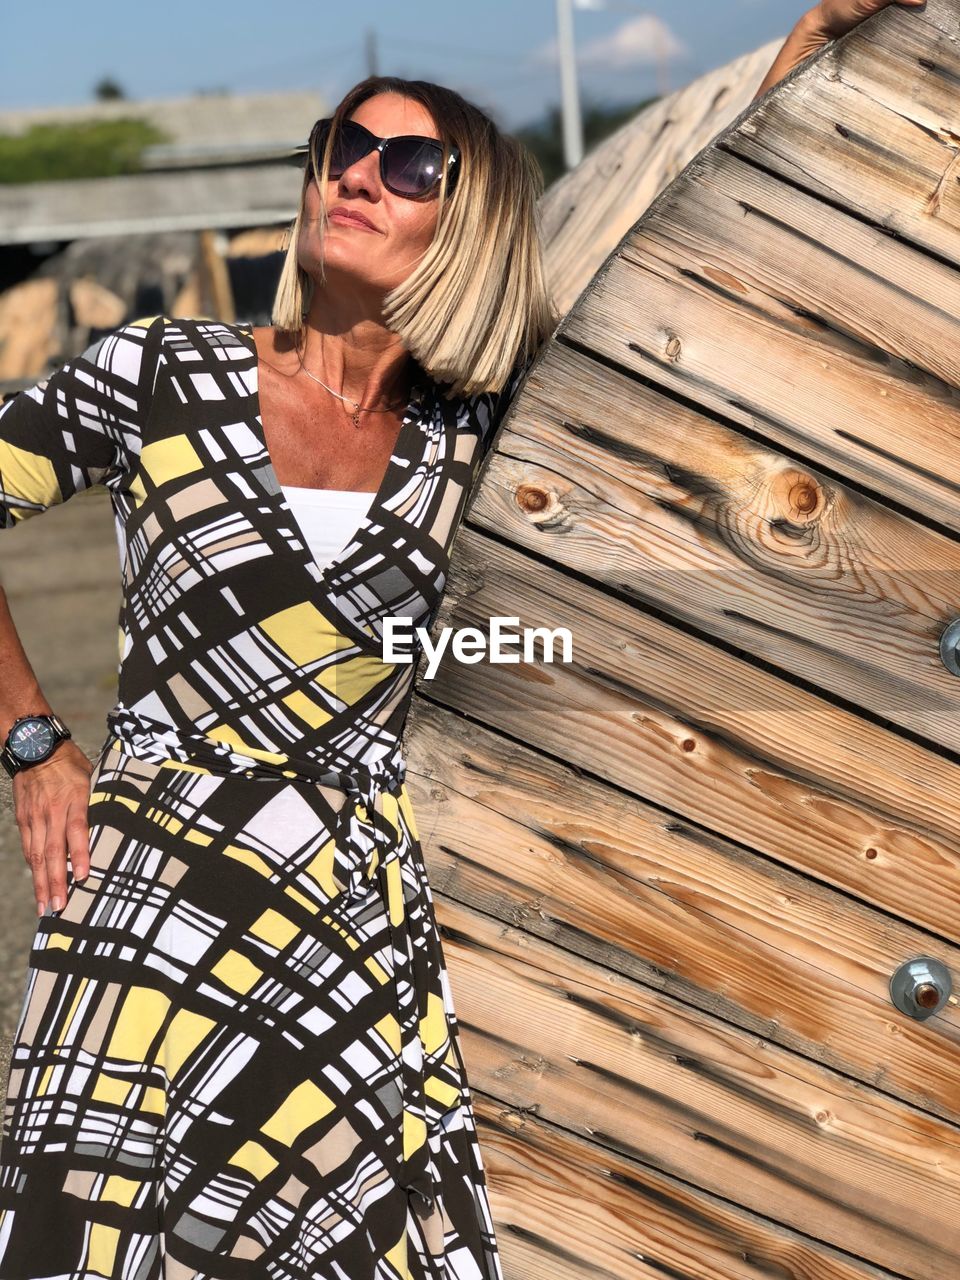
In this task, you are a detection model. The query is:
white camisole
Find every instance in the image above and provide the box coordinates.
[281,485,376,572]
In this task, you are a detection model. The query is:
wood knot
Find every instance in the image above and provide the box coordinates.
[665,334,682,362]
[771,468,824,522]
[516,484,550,514]
[792,481,819,515]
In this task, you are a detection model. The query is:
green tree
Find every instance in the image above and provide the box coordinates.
[94,77,126,101]
[0,119,172,184]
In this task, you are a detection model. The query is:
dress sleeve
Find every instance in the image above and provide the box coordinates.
[0,314,165,529]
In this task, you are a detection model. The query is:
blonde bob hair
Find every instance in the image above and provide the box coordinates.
[271,75,559,398]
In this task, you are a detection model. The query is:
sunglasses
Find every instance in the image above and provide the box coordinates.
[297,117,461,199]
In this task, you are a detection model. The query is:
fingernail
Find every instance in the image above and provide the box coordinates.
[37,901,45,917]
[51,896,63,912]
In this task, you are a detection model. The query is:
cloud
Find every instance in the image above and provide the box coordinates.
[533,15,687,70]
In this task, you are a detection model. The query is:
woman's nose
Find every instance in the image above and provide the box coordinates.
[339,152,381,198]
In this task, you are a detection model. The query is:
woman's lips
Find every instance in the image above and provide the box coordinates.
[328,209,379,232]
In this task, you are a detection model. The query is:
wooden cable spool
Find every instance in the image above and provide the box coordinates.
[405,2,960,1276]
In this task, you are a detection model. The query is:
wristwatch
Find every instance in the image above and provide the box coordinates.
[1,712,72,778]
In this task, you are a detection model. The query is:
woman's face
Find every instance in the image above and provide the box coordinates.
[298,92,446,300]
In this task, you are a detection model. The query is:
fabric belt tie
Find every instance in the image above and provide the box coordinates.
[101,706,437,1217]
[331,762,437,1217]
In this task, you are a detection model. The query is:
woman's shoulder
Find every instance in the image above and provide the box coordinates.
[127,315,257,383]
[109,313,253,354]
[104,316,256,422]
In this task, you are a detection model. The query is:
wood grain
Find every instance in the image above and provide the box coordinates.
[562,146,960,533]
[472,1092,904,1280]
[422,527,960,947]
[469,340,960,753]
[406,698,960,1122]
[435,897,960,1278]
[406,4,960,1269]
[723,4,960,263]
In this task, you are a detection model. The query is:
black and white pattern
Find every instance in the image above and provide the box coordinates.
[0,315,528,1279]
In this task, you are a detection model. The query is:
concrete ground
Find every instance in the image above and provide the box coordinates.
[0,489,120,1088]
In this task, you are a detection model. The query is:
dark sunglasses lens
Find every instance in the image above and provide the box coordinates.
[329,120,371,175]
[383,139,448,195]
[308,120,362,177]
[309,119,455,196]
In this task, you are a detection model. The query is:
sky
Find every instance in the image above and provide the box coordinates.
[0,0,810,131]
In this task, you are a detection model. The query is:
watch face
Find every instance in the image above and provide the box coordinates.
[10,719,56,762]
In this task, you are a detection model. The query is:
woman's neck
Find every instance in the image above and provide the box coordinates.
[267,321,415,411]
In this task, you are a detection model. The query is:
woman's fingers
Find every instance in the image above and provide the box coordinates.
[815,0,926,41]
[43,814,69,915]
[26,813,51,917]
[13,744,93,916]
[65,803,91,885]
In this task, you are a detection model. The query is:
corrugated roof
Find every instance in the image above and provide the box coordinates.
[0,89,326,243]
[0,165,305,243]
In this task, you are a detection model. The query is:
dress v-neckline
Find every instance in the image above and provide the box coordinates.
[236,322,428,589]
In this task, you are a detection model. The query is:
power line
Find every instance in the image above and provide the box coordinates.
[460,66,559,90]
[381,36,533,64]
[234,38,534,88]
[231,44,361,87]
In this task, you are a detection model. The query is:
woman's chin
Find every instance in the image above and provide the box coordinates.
[307,262,393,303]
[321,246,372,272]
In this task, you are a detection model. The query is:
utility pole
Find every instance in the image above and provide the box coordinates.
[365,29,379,77]
[564,0,672,167]
[655,21,669,97]
[555,0,584,170]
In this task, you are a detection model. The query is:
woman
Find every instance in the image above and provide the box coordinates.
[0,3,922,1275]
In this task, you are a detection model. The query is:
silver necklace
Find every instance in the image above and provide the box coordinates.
[297,362,411,429]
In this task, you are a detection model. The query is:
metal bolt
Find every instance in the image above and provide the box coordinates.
[938,617,960,676]
[889,957,952,1020]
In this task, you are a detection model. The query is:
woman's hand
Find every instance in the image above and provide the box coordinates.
[12,741,92,917]
[813,0,925,41]
[753,0,926,100]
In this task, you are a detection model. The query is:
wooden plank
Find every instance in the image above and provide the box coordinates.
[472,1090,903,1280]
[436,897,960,1277]
[405,698,960,1122]
[721,2,960,262]
[562,146,960,534]
[421,527,960,945]
[468,341,960,755]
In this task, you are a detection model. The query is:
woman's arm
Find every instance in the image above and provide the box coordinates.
[0,585,92,917]
[752,0,926,102]
[0,315,164,917]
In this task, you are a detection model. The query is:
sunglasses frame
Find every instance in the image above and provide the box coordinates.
[295,117,461,199]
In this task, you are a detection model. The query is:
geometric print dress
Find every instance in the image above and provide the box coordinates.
[0,314,527,1280]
